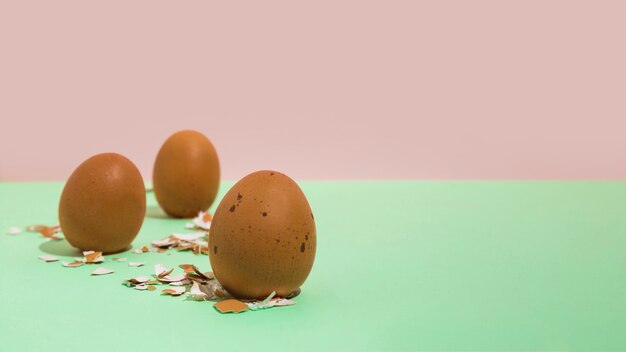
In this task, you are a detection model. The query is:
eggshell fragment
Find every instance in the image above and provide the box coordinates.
[38,255,59,262]
[214,299,248,314]
[6,227,22,235]
[153,130,220,218]
[58,153,146,254]
[162,287,186,296]
[209,170,316,299]
[62,261,85,268]
[91,267,114,275]
[188,281,208,300]
[83,251,104,264]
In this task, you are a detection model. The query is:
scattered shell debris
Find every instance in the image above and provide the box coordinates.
[212,290,296,313]
[121,263,296,313]
[150,232,210,255]
[7,225,62,239]
[19,224,64,240]
[27,211,296,314]
[132,245,151,254]
[247,293,296,310]
[212,292,295,314]
[185,211,212,231]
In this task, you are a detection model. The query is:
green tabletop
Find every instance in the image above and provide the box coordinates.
[1,181,625,351]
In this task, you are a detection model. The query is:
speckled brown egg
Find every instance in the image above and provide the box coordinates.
[209,170,316,299]
[153,130,220,218]
[59,153,146,254]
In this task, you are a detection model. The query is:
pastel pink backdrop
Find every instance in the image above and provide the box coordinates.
[1,1,625,181]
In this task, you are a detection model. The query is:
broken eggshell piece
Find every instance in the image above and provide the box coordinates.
[91,267,114,275]
[38,255,59,262]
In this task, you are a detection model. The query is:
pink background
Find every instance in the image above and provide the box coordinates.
[1,1,625,181]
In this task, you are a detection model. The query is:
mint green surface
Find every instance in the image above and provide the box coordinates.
[1,181,626,351]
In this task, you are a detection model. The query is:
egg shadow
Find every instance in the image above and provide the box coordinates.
[38,239,82,257]
[39,240,134,257]
[146,205,169,219]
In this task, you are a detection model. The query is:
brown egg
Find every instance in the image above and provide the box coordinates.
[58,153,146,254]
[153,130,220,218]
[209,170,316,299]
